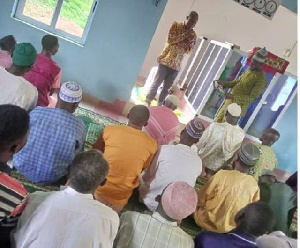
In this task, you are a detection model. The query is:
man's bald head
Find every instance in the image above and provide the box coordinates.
[260,128,280,146]
[186,11,198,29]
[128,105,150,128]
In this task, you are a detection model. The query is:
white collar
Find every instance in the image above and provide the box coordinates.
[64,186,94,199]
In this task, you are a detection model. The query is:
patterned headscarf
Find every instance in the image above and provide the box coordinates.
[59,81,83,103]
[186,117,205,139]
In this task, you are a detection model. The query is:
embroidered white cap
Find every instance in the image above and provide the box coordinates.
[59,81,83,103]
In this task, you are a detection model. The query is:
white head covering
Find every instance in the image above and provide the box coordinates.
[165,95,180,107]
[227,103,242,117]
[59,81,83,103]
[253,47,268,63]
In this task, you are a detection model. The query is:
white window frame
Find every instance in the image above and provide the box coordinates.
[12,0,99,45]
[244,72,297,142]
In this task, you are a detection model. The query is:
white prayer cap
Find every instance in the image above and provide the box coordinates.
[59,81,83,103]
[227,103,242,117]
[165,95,180,107]
[253,47,268,63]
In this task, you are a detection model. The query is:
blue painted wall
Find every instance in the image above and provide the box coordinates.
[0,0,167,102]
[281,0,297,13]
[273,96,297,174]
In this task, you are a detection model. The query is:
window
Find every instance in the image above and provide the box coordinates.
[13,0,98,44]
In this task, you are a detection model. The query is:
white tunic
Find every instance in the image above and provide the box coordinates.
[14,187,120,248]
[139,144,202,211]
[0,66,37,111]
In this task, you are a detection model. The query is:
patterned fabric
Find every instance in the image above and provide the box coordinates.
[144,106,180,145]
[158,21,197,71]
[0,50,12,68]
[0,170,28,226]
[0,67,38,111]
[114,211,194,248]
[215,68,266,122]
[24,54,61,107]
[197,122,245,171]
[195,230,257,248]
[248,145,278,181]
[13,107,86,183]
[194,170,260,233]
[94,125,157,207]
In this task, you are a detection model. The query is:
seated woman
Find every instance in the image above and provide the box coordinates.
[0,35,16,68]
[24,35,61,107]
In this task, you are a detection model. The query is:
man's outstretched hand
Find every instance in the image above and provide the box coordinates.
[224,93,234,100]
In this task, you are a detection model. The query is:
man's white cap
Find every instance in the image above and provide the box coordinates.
[165,95,180,107]
[227,103,242,117]
[59,81,83,103]
[253,47,268,63]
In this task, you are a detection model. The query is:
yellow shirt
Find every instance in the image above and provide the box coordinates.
[194,170,260,233]
[95,125,157,206]
[158,21,197,71]
[226,69,266,115]
[249,145,278,181]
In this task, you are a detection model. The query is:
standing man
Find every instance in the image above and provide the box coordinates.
[146,11,198,106]
[215,47,268,122]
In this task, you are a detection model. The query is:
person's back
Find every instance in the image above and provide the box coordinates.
[24,35,61,107]
[95,125,157,210]
[114,182,197,248]
[14,150,119,248]
[198,122,244,171]
[13,107,86,183]
[145,95,180,145]
[140,118,204,211]
[195,202,276,248]
[258,170,297,235]
[14,188,119,248]
[194,143,261,233]
[93,105,157,212]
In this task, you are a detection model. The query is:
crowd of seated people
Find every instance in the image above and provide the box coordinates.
[0,34,297,248]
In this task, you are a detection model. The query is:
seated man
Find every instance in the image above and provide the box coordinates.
[114,181,197,248]
[0,105,29,246]
[24,34,61,107]
[13,82,86,184]
[0,42,38,111]
[0,35,16,68]
[13,150,119,248]
[139,117,204,211]
[197,103,245,178]
[194,143,261,233]
[92,105,157,212]
[258,169,297,236]
[256,231,297,248]
[144,94,180,145]
[249,128,280,180]
[195,202,276,248]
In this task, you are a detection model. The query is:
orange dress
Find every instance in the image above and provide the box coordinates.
[94,125,157,208]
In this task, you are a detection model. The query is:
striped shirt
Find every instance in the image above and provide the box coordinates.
[0,165,28,228]
[114,211,194,248]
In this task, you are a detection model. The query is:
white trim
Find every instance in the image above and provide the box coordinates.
[228,233,256,245]
[12,0,97,45]
[272,85,297,128]
[243,72,279,132]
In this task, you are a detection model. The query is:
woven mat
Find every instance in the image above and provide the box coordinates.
[12,107,297,237]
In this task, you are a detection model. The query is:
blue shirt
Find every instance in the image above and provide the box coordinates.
[195,231,257,248]
[14,107,86,183]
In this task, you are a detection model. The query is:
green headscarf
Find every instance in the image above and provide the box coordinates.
[12,42,37,66]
